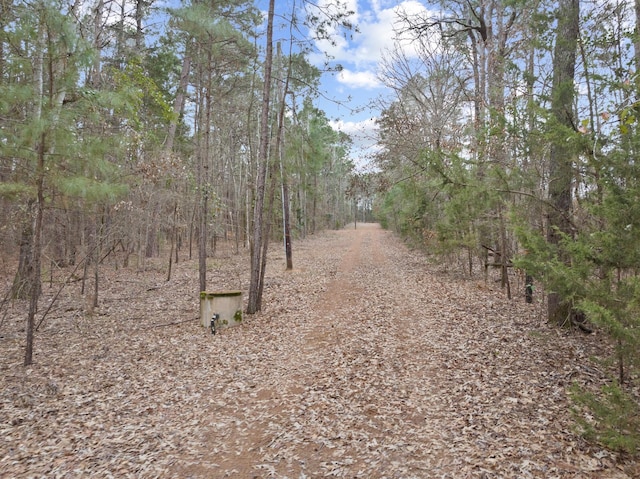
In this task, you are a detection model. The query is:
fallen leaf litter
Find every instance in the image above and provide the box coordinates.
[1,224,637,478]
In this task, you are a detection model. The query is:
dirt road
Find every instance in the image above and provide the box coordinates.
[174,224,631,478]
[1,224,636,478]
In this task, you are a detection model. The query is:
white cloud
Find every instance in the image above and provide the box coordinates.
[337,69,382,89]
[331,117,378,136]
[307,1,438,170]
[309,1,433,68]
[330,117,381,170]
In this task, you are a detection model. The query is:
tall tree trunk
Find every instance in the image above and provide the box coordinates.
[135,0,146,52]
[165,50,191,153]
[247,0,275,314]
[275,42,293,270]
[547,0,579,325]
[311,174,317,234]
[199,192,207,292]
[90,0,103,87]
[197,50,213,293]
[21,14,46,366]
[257,168,278,310]
[92,212,101,309]
[485,5,514,291]
[13,13,46,302]
[24,135,45,366]
[282,168,293,270]
[167,202,177,281]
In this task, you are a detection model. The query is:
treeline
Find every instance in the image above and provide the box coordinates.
[373,0,640,454]
[0,0,355,363]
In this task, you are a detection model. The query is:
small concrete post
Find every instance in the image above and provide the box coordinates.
[200,290,243,332]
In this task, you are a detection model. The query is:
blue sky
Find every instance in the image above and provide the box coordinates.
[268,0,433,170]
[154,0,434,169]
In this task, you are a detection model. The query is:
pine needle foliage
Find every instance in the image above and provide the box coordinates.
[570,381,640,455]
[514,121,640,456]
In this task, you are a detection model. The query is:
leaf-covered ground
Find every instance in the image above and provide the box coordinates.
[1,224,638,478]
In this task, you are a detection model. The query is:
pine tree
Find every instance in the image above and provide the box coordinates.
[1,0,134,364]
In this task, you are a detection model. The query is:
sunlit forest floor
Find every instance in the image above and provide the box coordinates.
[1,224,638,478]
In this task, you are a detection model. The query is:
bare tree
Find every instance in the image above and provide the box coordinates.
[247,0,275,314]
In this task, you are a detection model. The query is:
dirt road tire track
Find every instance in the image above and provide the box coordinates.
[2,224,635,478]
[173,224,632,478]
